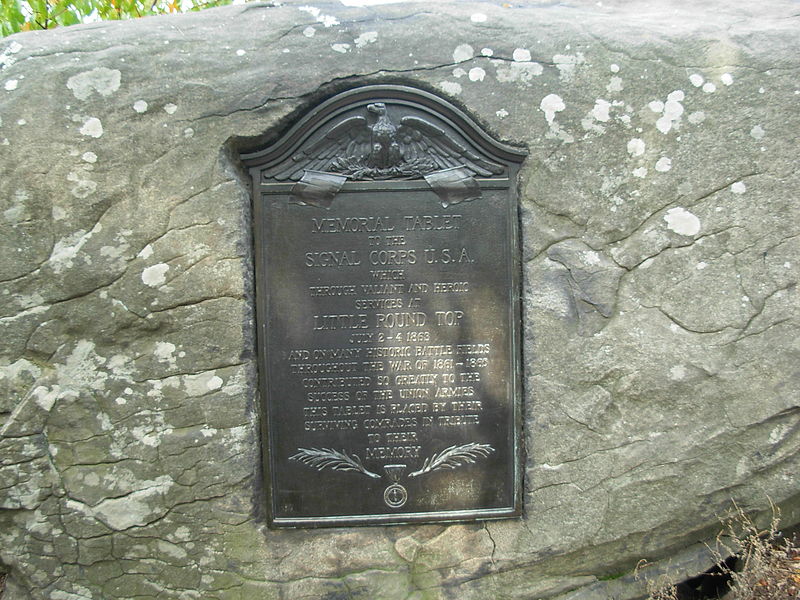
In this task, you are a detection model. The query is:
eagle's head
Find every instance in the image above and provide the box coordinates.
[367,103,387,115]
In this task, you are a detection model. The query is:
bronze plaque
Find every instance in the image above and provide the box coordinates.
[242,86,526,527]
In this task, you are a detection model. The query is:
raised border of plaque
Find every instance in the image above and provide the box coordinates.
[241,85,526,528]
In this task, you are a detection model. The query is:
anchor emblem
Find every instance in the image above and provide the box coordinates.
[382,464,408,509]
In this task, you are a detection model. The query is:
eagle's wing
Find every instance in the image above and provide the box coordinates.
[269,116,370,181]
[398,116,504,177]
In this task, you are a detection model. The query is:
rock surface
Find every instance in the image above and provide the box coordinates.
[1,0,799,598]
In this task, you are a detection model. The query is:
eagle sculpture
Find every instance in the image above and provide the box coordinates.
[269,103,504,181]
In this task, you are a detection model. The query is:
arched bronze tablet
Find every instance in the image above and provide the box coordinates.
[242,85,526,527]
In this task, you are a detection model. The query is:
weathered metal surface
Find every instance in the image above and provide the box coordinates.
[242,86,526,527]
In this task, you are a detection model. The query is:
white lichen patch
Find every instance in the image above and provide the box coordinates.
[354,31,378,48]
[512,48,531,62]
[769,424,790,445]
[583,250,601,266]
[157,540,188,560]
[303,26,316,37]
[331,43,350,53]
[632,167,647,178]
[468,67,486,82]
[702,82,716,93]
[493,59,543,84]
[481,48,493,57]
[49,225,100,273]
[137,244,154,260]
[67,171,97,199]
[689,73,704,87]
[721,73,733,86]
[610,63,620,73]
[154,342,178,368]
[79,117,103,138]
[32,386,60,412]
[552,52,585,82]
[627,138,646,157]
[172,526,192,542]
[540,94,573,143]
[67,68,121,100]
[4,189,30,224]
[221,424,250,457]
[651,90,684,134]
[496,109,509,119]
[655,157,672,172]
[183,371,223,396]
[164,103,177,114]
[540,93,565,124]
[107,354,134,382]
[453,43,474,63]
[688,111,705,125]
[68,475,175,530]
[731,181,746,194]
[4,79,18,91]
[670,365,687,381]
[0,358,42,386]
[133,100,148,113]
[236,49,246,56]
[581,98,613,133]
[298,5,339,27]
[607,76,623,93]
[664,207,701,236]
[590,99,611,122]
[438,81,462,95]
[51,586,95,600]
[470,13,487,23]
[11,292,45,311]
[57,340,109,391]
[141,263,169,287]
[81,151,97,163]
[200,425,218,438]
[97,412,113,431]
[750,125,765,139]
[0,41,23,69]
[4,202,26,224]
[452,67,467,78]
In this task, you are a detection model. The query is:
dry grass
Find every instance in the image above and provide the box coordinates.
[644,503,800,600]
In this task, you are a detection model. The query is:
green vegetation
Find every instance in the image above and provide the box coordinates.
[1,0,246,37]
[597,571,627,581]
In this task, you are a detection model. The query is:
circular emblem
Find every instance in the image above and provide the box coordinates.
[383,483,408,508]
